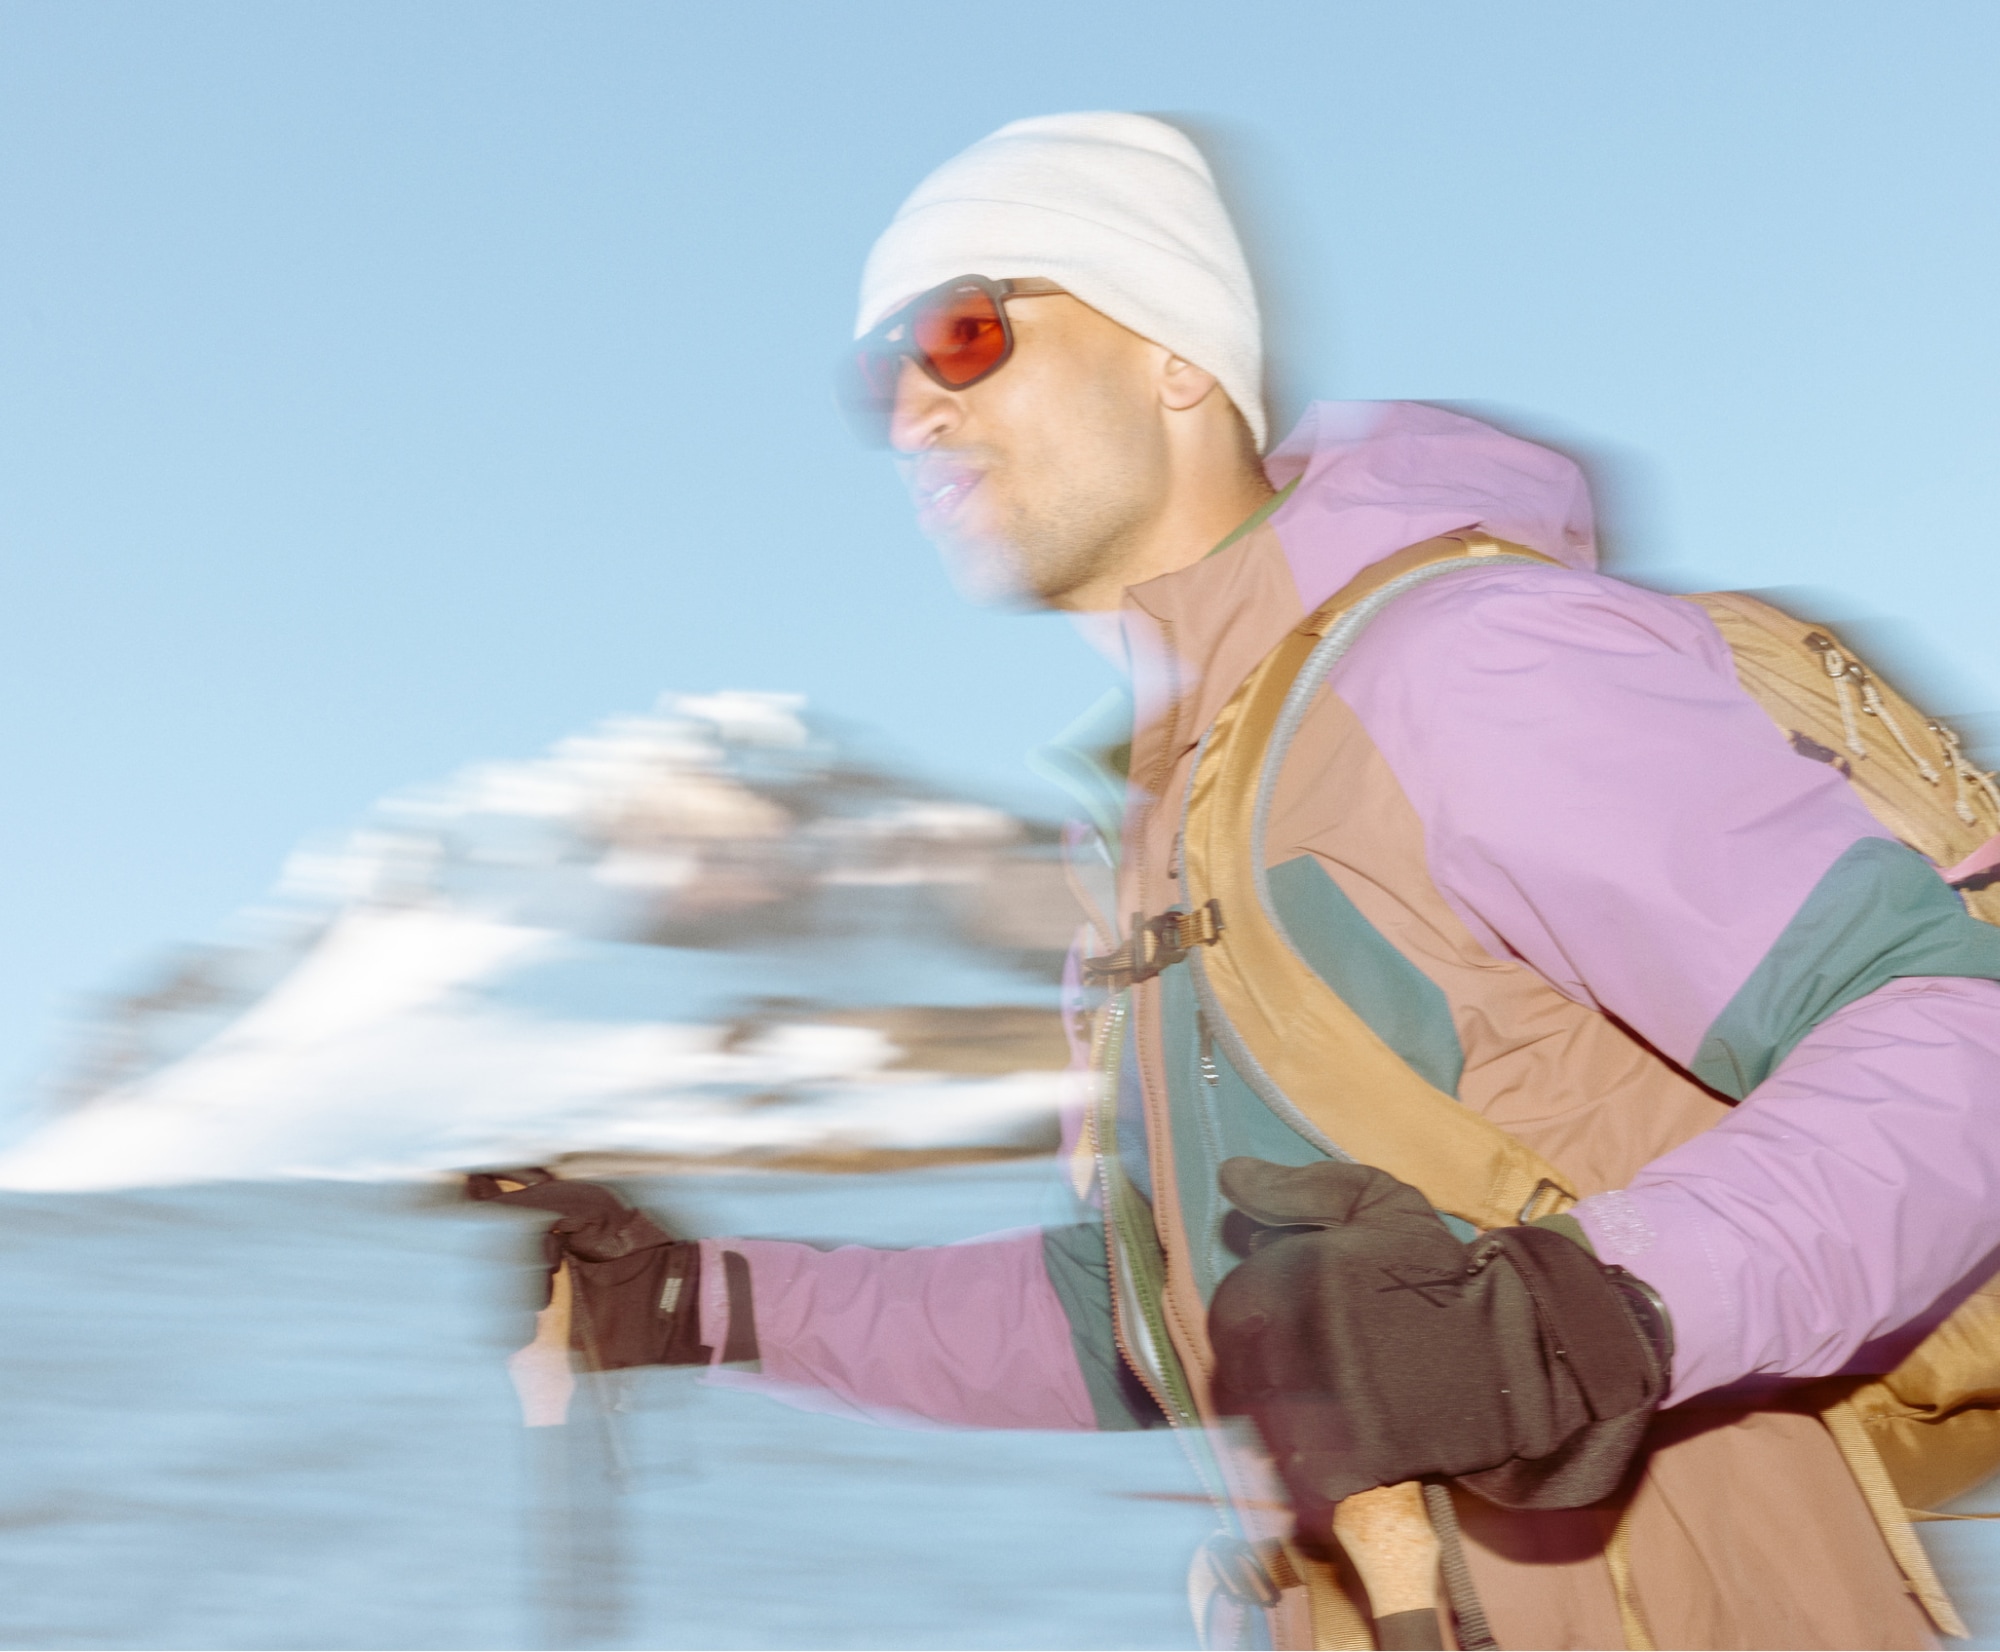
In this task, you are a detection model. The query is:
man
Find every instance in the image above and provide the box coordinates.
[488,113,2000,1648]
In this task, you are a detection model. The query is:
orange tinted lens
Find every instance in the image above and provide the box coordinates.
[912,286,1009,387]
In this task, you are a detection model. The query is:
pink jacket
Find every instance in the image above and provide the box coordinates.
[702,400,2000,1432]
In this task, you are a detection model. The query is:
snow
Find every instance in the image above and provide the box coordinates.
[0,695,1073,1191]
[0,697,1206,1645]
[0,909,1079,1191]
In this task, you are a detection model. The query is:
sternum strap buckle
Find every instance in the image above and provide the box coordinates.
[1083,899,1226,988]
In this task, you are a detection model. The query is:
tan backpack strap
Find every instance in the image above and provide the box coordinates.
[1602,1497,1658,1651]
[1818,1392,1968,1638]
[1180,536,1579,1231]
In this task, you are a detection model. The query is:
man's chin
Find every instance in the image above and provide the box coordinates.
[935,537,1059,612]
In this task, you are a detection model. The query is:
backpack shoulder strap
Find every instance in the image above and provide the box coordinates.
[1178,544,1987,1623]
[1180,533,1575,1231]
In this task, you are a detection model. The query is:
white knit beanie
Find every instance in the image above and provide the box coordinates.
[857,112,1267,450]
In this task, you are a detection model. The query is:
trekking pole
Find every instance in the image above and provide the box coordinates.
[498,1220,630,1649]
[1332,1479,1498,1652]
[1332,1481,1444,1650]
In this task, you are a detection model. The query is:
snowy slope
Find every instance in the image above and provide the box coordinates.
[0,694,1083,1190]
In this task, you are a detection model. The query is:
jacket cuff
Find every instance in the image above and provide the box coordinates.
[1573,1187,1738,1406]
[695,1238,760,1367]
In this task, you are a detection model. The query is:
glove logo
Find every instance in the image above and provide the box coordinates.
[1374,1262,1462,1307]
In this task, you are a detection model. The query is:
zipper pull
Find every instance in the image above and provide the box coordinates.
[1806,634,1869,759]
[1198,1016,1220,1087]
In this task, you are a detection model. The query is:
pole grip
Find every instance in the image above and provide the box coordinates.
[1331,1480,1443,1649]
[506,1260,578,1427]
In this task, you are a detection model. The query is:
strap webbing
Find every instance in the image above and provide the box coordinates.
[1179,532,1969,1643]
[1820,1395,1968,1638]
[1179,537,1578,1230]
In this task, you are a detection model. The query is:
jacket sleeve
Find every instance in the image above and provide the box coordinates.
[1343,565,2000,1405]
[692,1223,1157,1431]
[1576,974,2000,1402]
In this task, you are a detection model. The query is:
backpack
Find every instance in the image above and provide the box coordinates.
[1177,534,2000,1640]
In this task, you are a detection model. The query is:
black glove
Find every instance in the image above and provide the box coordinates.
[465,1167,717,1369]
[1207,1157,1670,1532]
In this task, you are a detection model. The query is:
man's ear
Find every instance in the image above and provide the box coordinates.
[1158,350,1222,413]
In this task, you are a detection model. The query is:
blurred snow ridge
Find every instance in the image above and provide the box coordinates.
[0,693,1082,1192]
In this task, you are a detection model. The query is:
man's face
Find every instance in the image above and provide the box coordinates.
[889,294,1172,611]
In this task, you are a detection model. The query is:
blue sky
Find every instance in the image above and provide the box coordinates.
[3,1,1999,1099]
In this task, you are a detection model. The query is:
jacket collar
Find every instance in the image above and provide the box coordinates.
[1114,400,1602,804]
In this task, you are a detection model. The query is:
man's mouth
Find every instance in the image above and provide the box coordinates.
[909,460,984,531]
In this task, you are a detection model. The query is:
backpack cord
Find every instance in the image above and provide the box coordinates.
[1859,676,1943,785]
[1930,719,2000,828]
[1809,636,1870,759]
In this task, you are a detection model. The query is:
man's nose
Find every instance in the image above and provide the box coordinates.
[888,359,959,454]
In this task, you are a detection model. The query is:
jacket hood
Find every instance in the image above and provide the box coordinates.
[1264,401,1598,611]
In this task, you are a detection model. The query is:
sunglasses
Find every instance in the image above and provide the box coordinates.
[839,274,1067,447]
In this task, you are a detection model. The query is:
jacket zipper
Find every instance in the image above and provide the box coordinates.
[1090,994,1176,1420]
[1091,990,1239,1521]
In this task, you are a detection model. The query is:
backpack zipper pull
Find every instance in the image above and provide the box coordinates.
[1930,719,1998,828]
[1859,675,1942,784]
[1807,633,1869,759]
